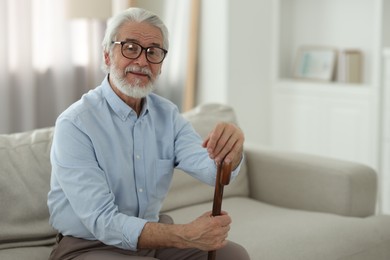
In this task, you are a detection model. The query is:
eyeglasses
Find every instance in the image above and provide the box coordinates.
[111,41,168,64]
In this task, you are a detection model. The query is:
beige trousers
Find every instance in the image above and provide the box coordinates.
[48,215,250,260]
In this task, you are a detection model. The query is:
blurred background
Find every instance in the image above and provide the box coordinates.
[1,0,389,214]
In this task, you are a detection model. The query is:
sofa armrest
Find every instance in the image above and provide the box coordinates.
[244,145,377,217]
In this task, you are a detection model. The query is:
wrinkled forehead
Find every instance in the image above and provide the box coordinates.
[116,22,164,47]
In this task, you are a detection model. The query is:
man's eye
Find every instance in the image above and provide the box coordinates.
[124,44,139,52]
[147,49,156,55]
[147,48,162,57]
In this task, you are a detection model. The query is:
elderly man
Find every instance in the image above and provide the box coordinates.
[47,7,249,260]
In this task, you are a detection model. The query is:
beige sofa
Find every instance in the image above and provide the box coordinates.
[1,103,390,260]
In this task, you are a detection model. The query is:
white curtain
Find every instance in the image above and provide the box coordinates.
[153,0,197,112]
[0,0,106,134]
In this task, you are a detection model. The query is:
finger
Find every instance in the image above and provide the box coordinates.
[220,129,244,164]
[219,210,229,216]
[205,123,225,153]
[214,214,232,226]
[214,127,243,163]
[200,211,213,218]
[213,123,232,153]
[202,134,210,148]
[221,139,243,164]
[214,132,239,163]
[209,128,233,163]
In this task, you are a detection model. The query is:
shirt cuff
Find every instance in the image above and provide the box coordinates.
[122,216,148,251]
[231,153,244,178]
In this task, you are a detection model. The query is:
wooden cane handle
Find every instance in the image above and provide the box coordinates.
[219,161,232,185]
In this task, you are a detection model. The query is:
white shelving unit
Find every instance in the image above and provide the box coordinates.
[270,0,390,173]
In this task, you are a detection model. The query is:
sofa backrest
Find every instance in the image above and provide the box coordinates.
[0,103,249,249]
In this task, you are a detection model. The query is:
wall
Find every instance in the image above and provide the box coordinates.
[133,0,164,15]
[196,0,228,105]
[197,0,273,145]
[226,0,273,146]
[193,0,274,146]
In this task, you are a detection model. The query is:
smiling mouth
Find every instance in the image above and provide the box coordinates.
[127,71,152,81]
[125,66,152,79]
[129,71,148,77]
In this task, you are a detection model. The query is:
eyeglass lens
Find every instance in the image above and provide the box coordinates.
[122,42,166,64]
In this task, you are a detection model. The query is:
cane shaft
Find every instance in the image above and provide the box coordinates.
[208,250,216,260]
[212,161,232,216]
[208,161,232,260]
[212,165,223,216]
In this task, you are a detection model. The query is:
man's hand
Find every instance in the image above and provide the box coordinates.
[202,122,244,169]
[138,211,231,251]
[179,211,231,251]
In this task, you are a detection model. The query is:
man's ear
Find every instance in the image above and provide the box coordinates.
[104,51,111,67]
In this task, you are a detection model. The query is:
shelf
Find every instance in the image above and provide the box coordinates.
[276,0,378,85]
[275,79,372,96]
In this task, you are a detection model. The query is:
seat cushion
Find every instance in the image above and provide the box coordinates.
[0,246,53,260]
[165,197,390,260]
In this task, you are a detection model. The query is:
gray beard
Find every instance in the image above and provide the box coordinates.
[110,65,155,99]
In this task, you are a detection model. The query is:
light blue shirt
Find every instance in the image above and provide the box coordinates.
[47,76,241,251]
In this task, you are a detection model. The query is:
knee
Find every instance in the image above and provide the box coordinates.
[159,214,174,224]
[217,241,250,260]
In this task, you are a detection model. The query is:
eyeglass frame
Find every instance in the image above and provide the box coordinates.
[111,41,168,64]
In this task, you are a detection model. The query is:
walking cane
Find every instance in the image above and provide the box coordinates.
[207,160,232,260]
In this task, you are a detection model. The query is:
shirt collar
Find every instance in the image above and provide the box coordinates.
[101,75,150,121]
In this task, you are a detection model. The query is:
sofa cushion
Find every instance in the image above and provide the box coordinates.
[161,103,249,212]
[166,197,390,260]
[0,127,56,250]
[0,246,53,260]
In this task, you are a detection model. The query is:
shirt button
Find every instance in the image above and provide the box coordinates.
[136,155,140,159]
[139,188,143,193]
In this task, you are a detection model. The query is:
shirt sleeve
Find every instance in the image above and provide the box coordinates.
[50,117,146,251]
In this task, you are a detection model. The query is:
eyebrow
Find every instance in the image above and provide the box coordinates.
[123,38,162,48]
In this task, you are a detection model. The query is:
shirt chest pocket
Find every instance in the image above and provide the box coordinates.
[154,159,174,198]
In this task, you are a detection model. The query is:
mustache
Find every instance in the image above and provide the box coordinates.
[125,65,153,78]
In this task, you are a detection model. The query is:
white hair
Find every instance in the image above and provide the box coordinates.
[101,7,169,73]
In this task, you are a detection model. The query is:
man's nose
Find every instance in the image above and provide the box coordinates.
[133,50,149,65]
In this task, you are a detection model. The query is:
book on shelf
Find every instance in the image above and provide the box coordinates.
[337,49,363,84]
